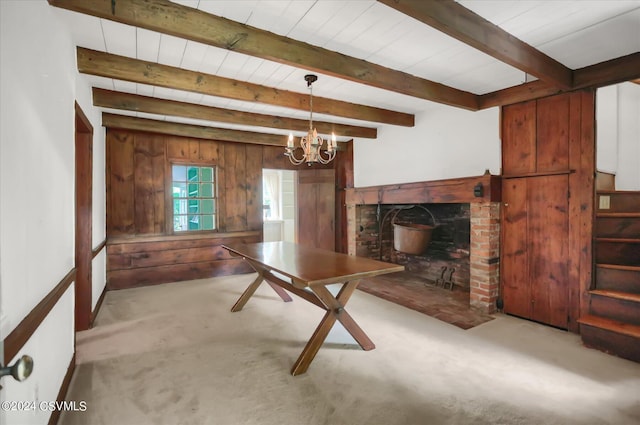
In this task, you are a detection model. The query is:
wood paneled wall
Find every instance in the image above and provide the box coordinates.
[500,90,595,332]
[106,129,338,289]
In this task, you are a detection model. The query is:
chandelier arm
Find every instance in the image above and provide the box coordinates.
[315,149,336,164]
[286,148,306,165]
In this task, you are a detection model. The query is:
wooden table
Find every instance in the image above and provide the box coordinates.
[223,241,404,375]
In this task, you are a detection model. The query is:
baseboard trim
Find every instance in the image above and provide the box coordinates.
[47,353,76,425]
[3,268,76,365]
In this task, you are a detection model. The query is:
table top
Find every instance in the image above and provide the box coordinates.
[223,241,404,287]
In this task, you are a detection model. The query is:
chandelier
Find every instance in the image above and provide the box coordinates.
[285,74,337,166]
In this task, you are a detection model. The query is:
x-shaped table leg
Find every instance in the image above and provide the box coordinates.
[290,279,373,375]
[231,261,292,313]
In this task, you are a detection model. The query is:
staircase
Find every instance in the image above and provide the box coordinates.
[579,190,640,362]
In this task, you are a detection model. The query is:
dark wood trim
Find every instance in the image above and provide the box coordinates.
[480,52,640,109]
[90,286,107,327]
[75,102,93,332]
[93,88,377,139]
[3,269,76,365]
[108,230,261,245]
[79,48,415,126]
[47,354,76,425]
[502,169,576,179]
[335,140,354,253]
[92,238,107,259]
[74,101,93,133]
[102,113,289,147]
[346,172,501,206]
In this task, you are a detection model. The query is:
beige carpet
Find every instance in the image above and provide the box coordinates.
[60,274,640,425]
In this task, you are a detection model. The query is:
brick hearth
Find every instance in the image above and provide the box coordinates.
[345,173,502,314]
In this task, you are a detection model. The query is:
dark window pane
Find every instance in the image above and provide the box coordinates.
[188,215,200,230]
[187,166,199,181]
[188,199,199,213]
[188,183,199,197]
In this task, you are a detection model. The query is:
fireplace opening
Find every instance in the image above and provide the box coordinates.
[357,203,471,290]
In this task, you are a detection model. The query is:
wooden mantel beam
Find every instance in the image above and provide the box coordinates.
[78,48,413,127]
[378,0,573,90]
[49,0,477,110]
[93,88,377,139]
[102,113,289,146]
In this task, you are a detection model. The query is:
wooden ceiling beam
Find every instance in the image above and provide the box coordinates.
[102,113,288,146]
[78,48,413,127]
[93,88,377,139]
[49,0,477,110]
[378,0,573,90]
[479,52,640,109]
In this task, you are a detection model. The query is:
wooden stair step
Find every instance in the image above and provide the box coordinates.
[595,264,640,294]
[597,263,640,272]
[578,315,640,339]
[595,239,640,267]
[597,212,640,218]
[596,237,640,243]
[590,289,640,303]
[597,190,640,194]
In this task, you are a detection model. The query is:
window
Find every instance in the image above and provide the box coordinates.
[172,164,216,232]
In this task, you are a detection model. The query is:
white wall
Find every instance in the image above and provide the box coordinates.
[616,82,640,190]
[0,1,104,424]
[597,82,640,190]
[353,105,500,187]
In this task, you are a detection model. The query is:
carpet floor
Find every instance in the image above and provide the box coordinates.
[60,274,640,425]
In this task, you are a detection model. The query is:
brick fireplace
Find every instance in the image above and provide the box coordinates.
[345,172,502,313]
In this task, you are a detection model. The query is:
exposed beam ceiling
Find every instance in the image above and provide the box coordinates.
[93,88,377,139]
[50,0,479,110]
[78,47,414,127]
[377,0,573,89]
[48,0,638,145]
[102,113,289,146]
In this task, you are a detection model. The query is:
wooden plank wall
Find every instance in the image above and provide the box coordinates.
[500,90,595,332]
[106,129,337,289]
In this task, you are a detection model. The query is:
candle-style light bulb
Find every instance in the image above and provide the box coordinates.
[287,133,294,148]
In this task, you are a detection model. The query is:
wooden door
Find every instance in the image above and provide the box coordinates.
[502,176,569,328]
[501,91,594,330]
[297,169,335,250]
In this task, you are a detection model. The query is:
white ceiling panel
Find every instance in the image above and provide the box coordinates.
[198,0,259,24]
[101,20,135,57]
[157,33,188,67]
[135,28,161,62]
[538,8,640,68]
